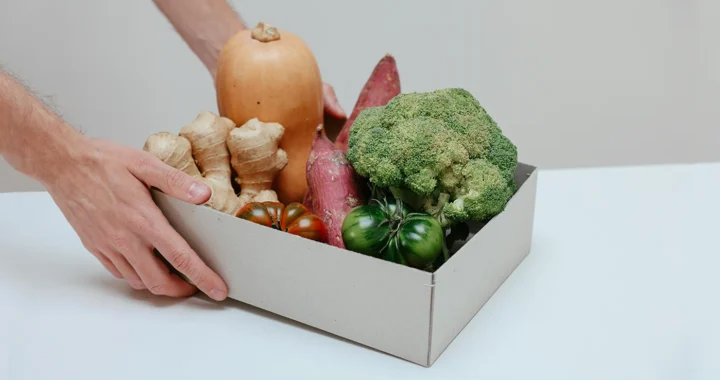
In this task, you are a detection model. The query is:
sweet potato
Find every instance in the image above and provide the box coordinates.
[302,190,313,210]
[306,126,366,248]
[335,53,401,153]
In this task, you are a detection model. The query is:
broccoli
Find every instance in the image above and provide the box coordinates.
[346,88,518,227]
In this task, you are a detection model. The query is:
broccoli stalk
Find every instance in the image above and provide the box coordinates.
[347,88,518,228]
[388,187,451,226]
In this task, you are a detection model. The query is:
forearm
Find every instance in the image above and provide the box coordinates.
[0,69,83,185]
[153,0,246,78]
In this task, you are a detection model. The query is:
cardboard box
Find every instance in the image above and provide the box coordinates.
[151,162,538,367]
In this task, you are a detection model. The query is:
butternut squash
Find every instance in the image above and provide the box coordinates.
[215,21,324,204]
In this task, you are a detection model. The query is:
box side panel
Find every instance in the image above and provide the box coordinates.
[429,165,538,365]
[152,190,432,366]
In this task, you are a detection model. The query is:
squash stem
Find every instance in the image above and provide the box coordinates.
[251,21,281,42]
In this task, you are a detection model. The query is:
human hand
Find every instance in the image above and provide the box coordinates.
[43,135,228,301]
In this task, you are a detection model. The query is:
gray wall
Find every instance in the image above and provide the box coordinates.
[1,0,718,192]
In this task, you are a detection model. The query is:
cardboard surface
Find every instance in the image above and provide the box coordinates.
[153,191,434,365]
[151,162,538,367]
[429,164,538,365]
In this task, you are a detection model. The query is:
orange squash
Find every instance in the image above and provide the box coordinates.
[215,21,324,205]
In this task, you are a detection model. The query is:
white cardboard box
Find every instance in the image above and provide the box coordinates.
[151,162,538,367]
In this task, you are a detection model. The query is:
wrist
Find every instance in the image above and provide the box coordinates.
[0,69,91,189]
[25,121,89,189]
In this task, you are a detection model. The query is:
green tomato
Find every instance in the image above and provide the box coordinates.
[342,199,445,270]
[380,236,407,266]
[341,205,390,257]
[394,214,444,268]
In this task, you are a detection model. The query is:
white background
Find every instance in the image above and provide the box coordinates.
[1,0,718,192]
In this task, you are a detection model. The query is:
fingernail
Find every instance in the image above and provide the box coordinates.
[209,288,226,301]
[188,181,209,199]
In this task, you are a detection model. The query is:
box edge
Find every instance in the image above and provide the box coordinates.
[151,188,436,366]
[428,165,539,365]
[437,163,538,275]
[425,272,437,367]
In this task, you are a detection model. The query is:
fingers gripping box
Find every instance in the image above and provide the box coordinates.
[151,162,538,367]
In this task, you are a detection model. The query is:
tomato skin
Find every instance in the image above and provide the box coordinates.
[342,199,444,270]
[286,213,328,242]
[280,202,309,231]
[237,201,328,243]
[236,202,273,227]
[397,215,444,269]
[380,237,408,266]
[262,202,284,227]
[341,205,390,257]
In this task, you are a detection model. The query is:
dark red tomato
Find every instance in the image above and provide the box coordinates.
[237,201,328,243]
[261,202,285,226]
[235,202,274,227]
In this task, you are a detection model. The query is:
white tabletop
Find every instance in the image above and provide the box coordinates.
[2,162,720,379]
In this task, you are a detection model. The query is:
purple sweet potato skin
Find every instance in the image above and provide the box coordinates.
[306,129,366,248]
[303,54,399,234]
[302,191,313,210]
[335,54,401,154]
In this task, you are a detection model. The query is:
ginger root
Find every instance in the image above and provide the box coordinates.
[142,132,201,177]
[228,118,288,206]
[143,111,288,216]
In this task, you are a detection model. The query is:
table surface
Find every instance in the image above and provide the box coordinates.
[2,162,720,380]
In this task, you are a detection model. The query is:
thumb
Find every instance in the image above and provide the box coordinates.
[132,152,212,205]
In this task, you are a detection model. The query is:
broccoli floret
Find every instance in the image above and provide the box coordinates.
[347,88,518,227]
[444,159,514,222]
[347,125,401,187]
[381,88,496,158]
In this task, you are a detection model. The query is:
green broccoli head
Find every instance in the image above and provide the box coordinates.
[346,88,519,226]
[381,88,498,158]
[349,114,469,195]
